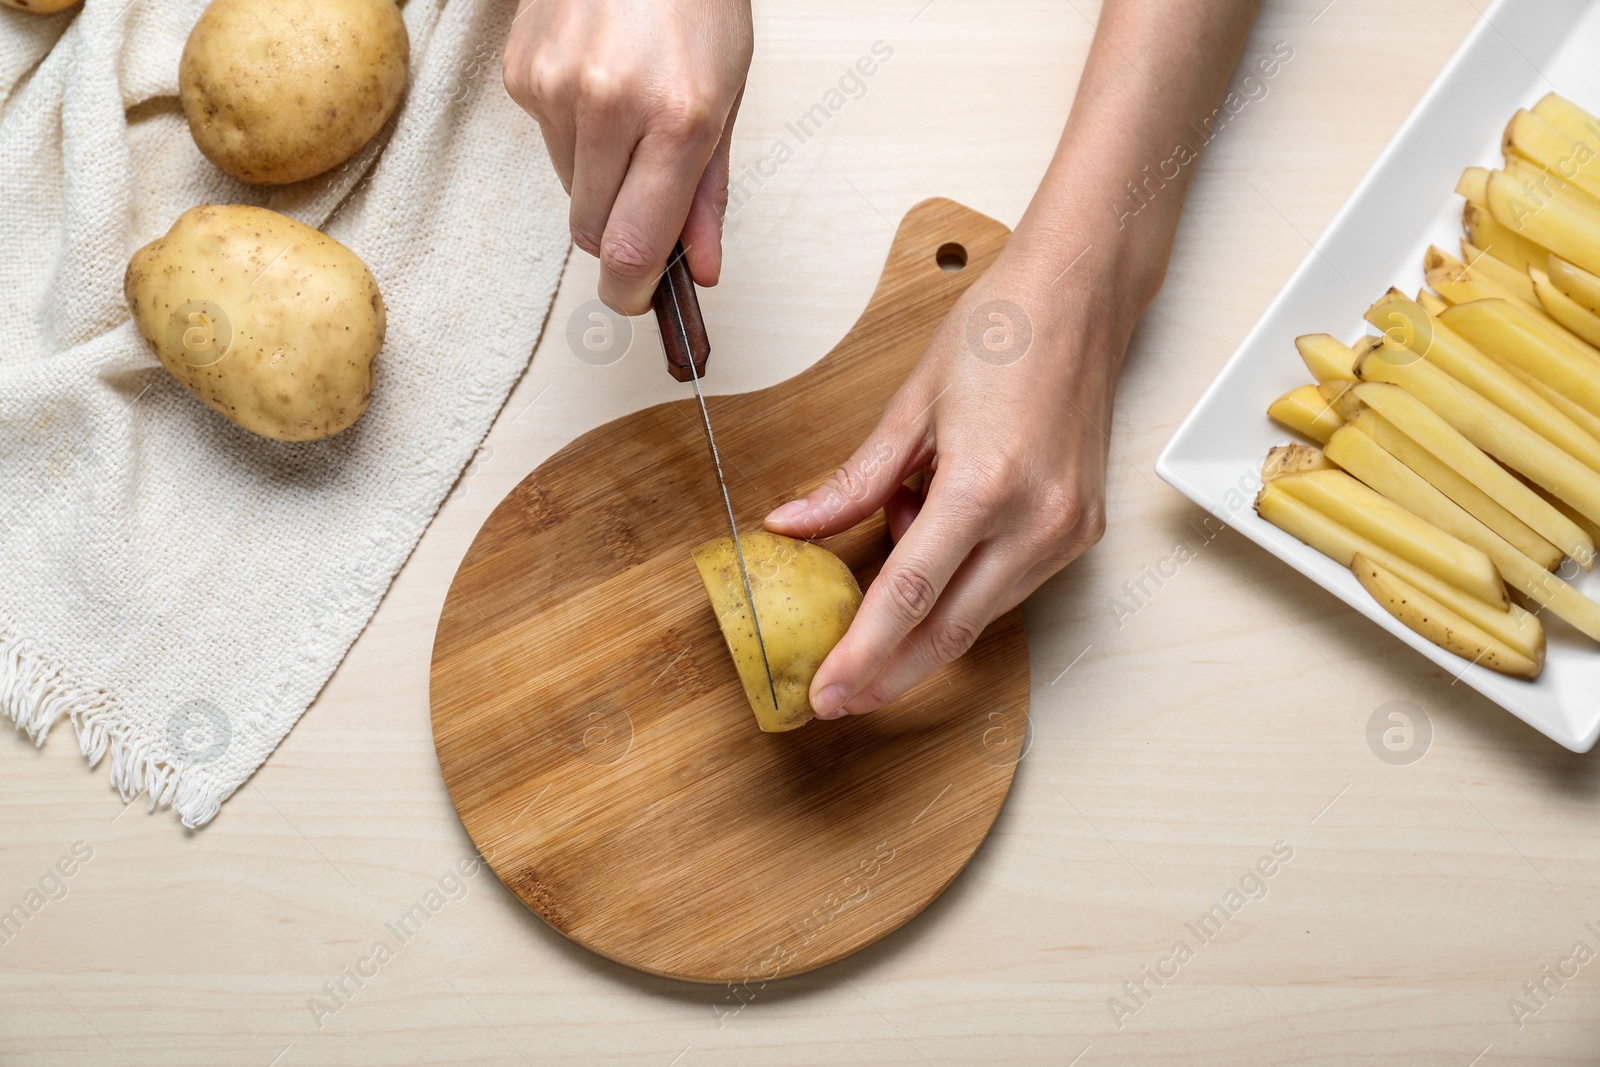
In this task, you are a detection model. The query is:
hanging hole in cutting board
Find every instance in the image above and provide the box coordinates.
[936,242,967,271]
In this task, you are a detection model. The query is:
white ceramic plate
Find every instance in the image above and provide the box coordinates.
[1156,0,1600,751]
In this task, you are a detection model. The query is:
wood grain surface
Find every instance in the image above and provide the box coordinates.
[14,5,1600,1065]
[430,199,1029,983]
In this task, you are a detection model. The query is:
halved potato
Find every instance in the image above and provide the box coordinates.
[693,531,862,732]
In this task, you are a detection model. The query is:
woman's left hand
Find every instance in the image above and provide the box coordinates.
[763,249,1136,719]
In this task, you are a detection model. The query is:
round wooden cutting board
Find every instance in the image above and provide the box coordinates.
[430,198,1031,984]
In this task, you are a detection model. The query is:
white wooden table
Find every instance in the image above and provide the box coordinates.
[8,1,1600,1063]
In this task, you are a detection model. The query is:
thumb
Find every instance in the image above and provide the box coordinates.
[764,416,929,539]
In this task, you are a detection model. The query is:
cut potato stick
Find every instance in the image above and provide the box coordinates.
[1487,169,1600,277]
[1348,407,1564,571]
[1464,201,1552,273]
[1363,289,1600,470]
[1350,554,1542,679]
[1531,479,1600,547]
[1513,367,1600,445]
[1355,353,1600,538]
[1457,166,1491,205]
[1504,106,1600,205]
[1262,443,1333,482]
[1531,266,1600,348]
[1254,484,1543,660]
[1504,156,1600,227]
[1417,289,1449,316]
[1268,385,1342,445]
[1546,253,1600,316]
[1533,92,1600,146]
[1274,468,1506,606]
[1348,380,1595,565]
[1295,333,1358,383]
[1424,245,1547,318]
[1326,425,1600,641]
[1440,297,1600,421]
[1461,240,1539,304]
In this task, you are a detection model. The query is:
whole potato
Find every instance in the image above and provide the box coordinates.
[125,204,385,441]
[693,531,863,732]
[179,0,408,185]
[1,0,82,12]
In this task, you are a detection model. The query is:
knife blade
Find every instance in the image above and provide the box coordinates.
[652,241,781,714]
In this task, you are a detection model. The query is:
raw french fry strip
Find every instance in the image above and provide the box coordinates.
[1503,106,1600,205]
[1440,297,1600,423]
[1326,426,1600,642]
[1295,333,1359,383]
[1348,406,1564,571]
[1463,201,1551,273]
[1462,239,1540,303]
[1532,92,1600,151]
[1424,245,1545,318]
[1355,349,1600,531]
[1272,468,1506,607]
[1531,266,1600,347]
[1261,443,1333,482]
[1546,253,1600,315]
[1363,289,1600,471]
[1254,483,1544,660]
[1349,381,1594,566]
[1267,384,1342,445]
[1487,169,1600,278]
[1350,554,1541,679]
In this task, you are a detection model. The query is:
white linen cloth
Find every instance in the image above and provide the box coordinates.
[0,0,569,826]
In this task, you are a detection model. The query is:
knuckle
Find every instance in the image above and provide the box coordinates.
[883,566,938,624]
[599,221,656,279]
[650,91,716,140]
[928,617,983,665]
[1037,483,1086,539]
[944,468,1005,516]
[827,463,868,506]
[569,219,603,257]
[576,63,624,105]
[524,54,567,108]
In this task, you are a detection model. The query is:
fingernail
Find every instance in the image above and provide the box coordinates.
[812,684,851,719]
[766,499,808,526]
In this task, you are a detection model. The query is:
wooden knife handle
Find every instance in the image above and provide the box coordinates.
[652,241,711,383]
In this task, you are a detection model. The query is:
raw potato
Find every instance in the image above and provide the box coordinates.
[692,531,863,733]
[1350,380,1594,565]
[1295,333,1358,383]
[1267,385,1342,444]
[1463,201,1550,273]
[1350,554,1542,680]
[179,0,409,185]
[125,204,385,441]
[1245,93,1600,678]
[1274,468,1507,607]
[1254,483,1543,660]
[1363,288,1600,471]
[1326,426,1600,642]
[1261,443,1332,482]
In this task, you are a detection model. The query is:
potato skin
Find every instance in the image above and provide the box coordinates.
[693,531,863,732]
[124,204,385,441]
[0,0,82,12]
[179,0,409,185]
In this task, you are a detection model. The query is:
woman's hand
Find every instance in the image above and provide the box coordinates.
[763,250,1135,719]
[762,0,1263,718]
[502,0,753,313]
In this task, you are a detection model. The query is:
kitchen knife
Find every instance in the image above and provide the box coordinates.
[651,241,781,714]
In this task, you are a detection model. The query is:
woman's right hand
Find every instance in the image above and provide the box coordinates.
[503,0,753,313]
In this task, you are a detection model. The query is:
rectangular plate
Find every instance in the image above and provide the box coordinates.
[1156,0,1600,752]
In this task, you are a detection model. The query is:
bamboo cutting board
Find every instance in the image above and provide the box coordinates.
[430,198,1030,984]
